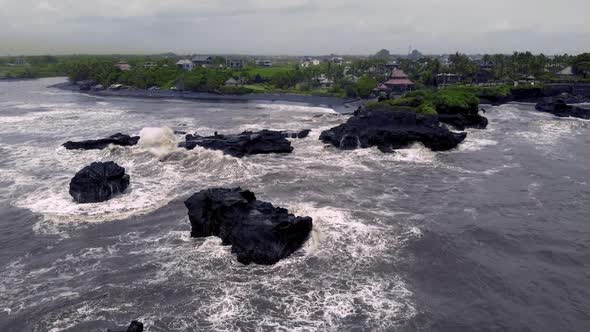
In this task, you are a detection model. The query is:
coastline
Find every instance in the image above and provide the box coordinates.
[49,81,363,113]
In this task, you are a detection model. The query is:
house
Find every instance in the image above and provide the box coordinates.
[557,66,574,76]
[436,73,463,86]
[143,62,157,68]
[313,74,334,89]
[330,57,344,65]
[375,69,415,93]
[224,78,240,87]
[13,59,28,65]
[115,61,131,71]
[384,61,399,70]
[255,59,272,67]
[176,59,194,71]
[300,58,320,67]
[226,59,245,70]
[192,55,213,67]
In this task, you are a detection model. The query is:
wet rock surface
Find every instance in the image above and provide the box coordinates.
[438,113,489,130]
[184,187,313,265]
[319,109,467,152]
[69,161,130,203]
[179,130,296,157]
[63,133,139,150]
[107,320,144,332]
[535,98,590,119]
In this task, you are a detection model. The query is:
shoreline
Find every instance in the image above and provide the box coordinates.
[49,82,363,113]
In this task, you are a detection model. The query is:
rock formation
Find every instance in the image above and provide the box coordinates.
[535,98,590,120]
[63,133,139,150]
[184,187,313,265]
[319,109,467,152]
[69,161,130,203]
[179,130,296,157]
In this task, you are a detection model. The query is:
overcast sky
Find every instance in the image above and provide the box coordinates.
[0,0,588,55]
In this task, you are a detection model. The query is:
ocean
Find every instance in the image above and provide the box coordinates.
[0,78,588,331]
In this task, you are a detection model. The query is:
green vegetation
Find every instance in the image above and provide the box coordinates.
[366,87,484,115]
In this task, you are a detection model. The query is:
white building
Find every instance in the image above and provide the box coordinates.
[176,59,194,71]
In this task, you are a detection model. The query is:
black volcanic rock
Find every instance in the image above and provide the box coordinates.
[179,130,294,157]
[184,187,313,265]
[535,98,590,120]
[438,113,488,130]
[63,133,139,150]
[535,98,590,119]
[69,161,130,203]
[107,320,144,332]
[319,109,467,152]
[281,129,311,139]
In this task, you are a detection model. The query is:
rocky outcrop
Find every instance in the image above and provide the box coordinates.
[535,98,590,119]
[69,161,130,203]
[107,320,144,332]
[63,133,139,150]
[179,130,294,157]
[319,109,467,152]
[438,113,489,130]
[281,129,311,139]
[184,187,313,265]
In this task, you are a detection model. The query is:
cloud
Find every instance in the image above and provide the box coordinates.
[0,0,588,55]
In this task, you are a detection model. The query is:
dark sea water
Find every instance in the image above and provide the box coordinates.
[0,78,588,332]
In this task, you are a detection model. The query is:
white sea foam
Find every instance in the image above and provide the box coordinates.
[138,127,178,159]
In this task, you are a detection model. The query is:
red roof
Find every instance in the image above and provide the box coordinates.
[383,78,414,86]
[391,69,409,78]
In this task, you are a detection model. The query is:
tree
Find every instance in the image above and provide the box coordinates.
[572,53,590,78]
[353,75,378,98]
[373,49,391,60]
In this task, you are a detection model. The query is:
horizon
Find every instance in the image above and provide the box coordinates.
[1,0,588,56]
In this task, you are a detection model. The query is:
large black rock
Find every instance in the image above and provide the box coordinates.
[63,133,139,150]
[184,187,313,265]
[535,98,590,120]
[438,113,489,130]
[107,320,144,332]
[69,161,130,203]
[319,109,467,152]
[179,130,295,157]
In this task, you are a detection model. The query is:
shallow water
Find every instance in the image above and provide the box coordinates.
[0,78,589,331]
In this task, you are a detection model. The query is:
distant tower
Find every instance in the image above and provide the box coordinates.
[408,45,412,56]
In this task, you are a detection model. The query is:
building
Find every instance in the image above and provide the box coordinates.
[436,73,463,86]
[176,59,194,71]
[226,59,245,70]
[557,66,574,76]
[313,74,334,89]
[115,61,131,71]
[224,78,240,87]
[13,59,28,65]
[300,58,321,67]
[384,61,399,70]
[192,55,213,67]
[143,62,157,68]
[330,57,344,65]
[255,59,272,67]
[375,69,415,93]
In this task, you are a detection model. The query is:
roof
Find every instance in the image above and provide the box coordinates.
[225,78,239,84]
[176,59,192,65]
[390,69,409,78]
[192,55,212,62]
[558,66,573,75]
[383,78,414,86]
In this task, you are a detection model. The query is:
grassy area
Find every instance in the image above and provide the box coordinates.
[366,88,481,115]
[244,66,294,79]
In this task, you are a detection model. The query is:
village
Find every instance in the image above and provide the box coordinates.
[1,50,588,100]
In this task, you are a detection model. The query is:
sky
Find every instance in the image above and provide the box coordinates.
[0,0,589,56]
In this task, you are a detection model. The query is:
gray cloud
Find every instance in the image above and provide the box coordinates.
[0,0,588,55]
